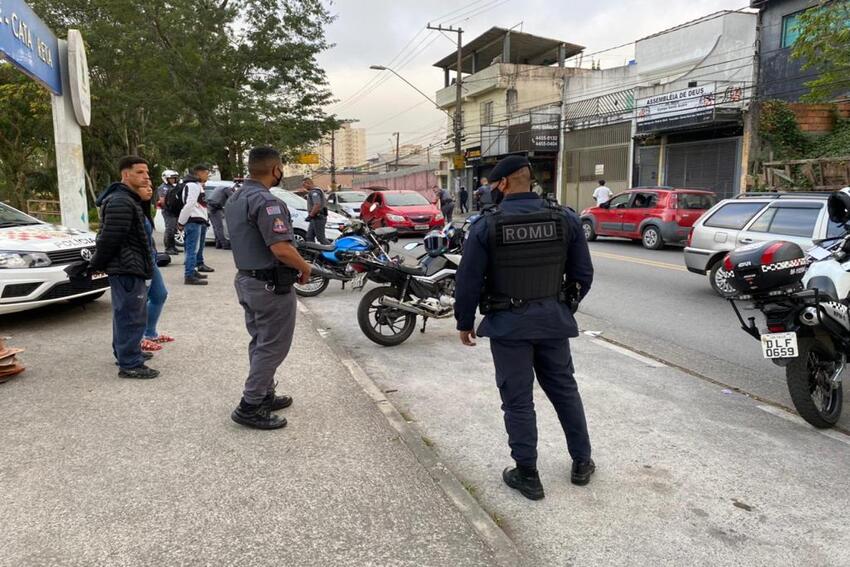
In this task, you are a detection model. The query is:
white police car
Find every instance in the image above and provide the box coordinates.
[270,188,348,242]
[0,202,107,316]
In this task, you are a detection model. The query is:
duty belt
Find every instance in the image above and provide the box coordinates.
[239,268,274,281]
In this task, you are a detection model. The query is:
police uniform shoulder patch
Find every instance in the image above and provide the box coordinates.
[501,221,559,244]
[266,205,282,215]
[272,217,288,234]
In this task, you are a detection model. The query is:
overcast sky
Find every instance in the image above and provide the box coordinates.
[317,0,748,156]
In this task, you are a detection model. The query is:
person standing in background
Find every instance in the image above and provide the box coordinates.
[157,170,180,255]
[140,179,173,352]
[459,186,469,214]
[178,164,214,285]
[439,186,455,224]
[592,180,613,206]
[207,182,235,250]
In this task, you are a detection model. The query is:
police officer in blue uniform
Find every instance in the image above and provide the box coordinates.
[454,155,595,500]
[225,147,313,430]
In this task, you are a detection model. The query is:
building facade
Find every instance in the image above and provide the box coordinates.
[751,0,816,102]
[316,123,368,170]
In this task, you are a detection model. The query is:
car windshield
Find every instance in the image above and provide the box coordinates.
[385,192,429,207]
[337,192,367,204]
[0,203,42,227]
[270,188,307,211]
[678,193,716,210]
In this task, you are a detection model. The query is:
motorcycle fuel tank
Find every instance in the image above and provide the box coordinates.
[322,235,372,263]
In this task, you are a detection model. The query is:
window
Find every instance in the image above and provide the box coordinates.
[384,192,430,206]
[782,11,804,48]
[507,89,518,115]
[631,192,658,209]
[748,205,822,237]
[677,193,716,210]
[703,202,766,230]
[480,101,494,126]
[827,218,847,239]
[606,193,631,209]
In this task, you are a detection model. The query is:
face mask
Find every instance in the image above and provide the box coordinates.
[272,167,283,188]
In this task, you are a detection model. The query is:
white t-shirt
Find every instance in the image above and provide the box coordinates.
[593,185,613,205]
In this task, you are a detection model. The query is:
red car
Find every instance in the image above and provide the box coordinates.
[361,190,445,234]
[580,187,716,249]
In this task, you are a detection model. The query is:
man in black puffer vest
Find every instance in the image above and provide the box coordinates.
[91,156,159,380]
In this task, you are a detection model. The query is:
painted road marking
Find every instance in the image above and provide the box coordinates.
[592,250,688,272]
[297,301,310,314]
[758,405,850,445]
[589,337,668,368]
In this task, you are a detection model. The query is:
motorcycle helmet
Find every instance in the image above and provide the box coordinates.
[828,187,850,225]
[161,169,179,184]
[424,229,449,257]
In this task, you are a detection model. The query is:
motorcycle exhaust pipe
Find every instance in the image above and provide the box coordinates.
[379,296,440,318]
[309,264,344,281]
[800,307,820,326]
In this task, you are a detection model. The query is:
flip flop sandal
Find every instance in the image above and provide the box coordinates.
[153,334,175,343]
[141,339,163,352]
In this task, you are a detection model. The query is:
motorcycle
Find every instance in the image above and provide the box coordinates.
[353,223,469,346]
[726,191,850,428]
[294,220,397,297]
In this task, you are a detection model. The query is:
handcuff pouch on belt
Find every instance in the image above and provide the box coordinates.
[244,266,297,294]
[480,282,581,315]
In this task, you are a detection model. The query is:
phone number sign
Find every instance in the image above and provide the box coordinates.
[0,0,61,94]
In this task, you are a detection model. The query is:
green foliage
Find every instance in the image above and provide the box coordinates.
[791,1,850,102]
[1,0,338,206]
[809,117,850,157]
[759,100,811,159]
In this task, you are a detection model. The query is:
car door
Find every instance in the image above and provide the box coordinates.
[595,192,632,235]
[362,193,375,223]
[736,201,824,249]
[621,191,659,238]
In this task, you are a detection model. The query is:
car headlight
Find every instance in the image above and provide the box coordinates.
[387,214,405,223]
[435,212,444,221]
[0,251,51,269]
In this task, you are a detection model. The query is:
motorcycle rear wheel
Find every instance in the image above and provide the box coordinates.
[786,337,843,428]
[294,273,330,297]
[358,286,416,347]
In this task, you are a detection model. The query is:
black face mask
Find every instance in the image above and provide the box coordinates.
[272,166,283,188]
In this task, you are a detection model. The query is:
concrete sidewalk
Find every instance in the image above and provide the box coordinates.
[0,249,495,566]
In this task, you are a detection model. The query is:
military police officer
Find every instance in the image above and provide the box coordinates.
[225,147,313,430]
[304,177,330,244]
[454,155,595,500]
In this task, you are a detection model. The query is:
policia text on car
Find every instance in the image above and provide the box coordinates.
[454,155,595,501]
[224,147,313,430]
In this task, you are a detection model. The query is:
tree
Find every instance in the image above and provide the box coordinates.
[792,1,850,102]
[0,63,55,209]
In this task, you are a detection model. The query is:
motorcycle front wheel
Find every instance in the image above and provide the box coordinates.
[294,273,330,297]
[357,286,416,346]
[786,337,844,428]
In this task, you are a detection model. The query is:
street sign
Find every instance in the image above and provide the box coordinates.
[297,153,320,165]
[67,29,90,127]
[453,154,465,170]
[0,0,61,94]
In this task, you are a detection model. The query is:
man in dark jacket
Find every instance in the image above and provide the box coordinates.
[90,156,159,380]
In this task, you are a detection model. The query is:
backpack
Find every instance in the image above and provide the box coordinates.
[164,182,187,216]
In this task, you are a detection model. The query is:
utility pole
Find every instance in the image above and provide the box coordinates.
[394,132,400,171]
[427,23,463,196]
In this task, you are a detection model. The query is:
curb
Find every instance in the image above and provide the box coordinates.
[298,301,523,567]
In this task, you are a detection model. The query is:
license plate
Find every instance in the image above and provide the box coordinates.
[761,332,798,359]
[91,271,108,280]
[415,224,429,231]
[350,272,367,290]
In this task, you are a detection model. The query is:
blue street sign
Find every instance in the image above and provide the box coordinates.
[0,0,61,94]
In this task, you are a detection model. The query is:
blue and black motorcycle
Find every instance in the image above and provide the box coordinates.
[294,220,397,297]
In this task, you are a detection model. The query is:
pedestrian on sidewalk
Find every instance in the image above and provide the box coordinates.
[140,179,173,352]
[304,177,329,244]
[475,178,493,210]
[459,185,469,214]
[454,154,595,501]
[157,169,181,255]
[439,186,455,224]
[225,146,313,430]
[90,156,159,380]
[207,181,235,249]
[592,180,613,206]
[178,164,214,285]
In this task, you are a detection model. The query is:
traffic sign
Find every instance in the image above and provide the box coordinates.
[0,0,61,94]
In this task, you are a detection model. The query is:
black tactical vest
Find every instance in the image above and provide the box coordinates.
[484,205,569,301]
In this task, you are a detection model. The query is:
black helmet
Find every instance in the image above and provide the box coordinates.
[424,229,449,257]
[827,188,850,224]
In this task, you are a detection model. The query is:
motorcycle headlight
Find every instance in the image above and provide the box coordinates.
[435,212,444,221]
[387,214,405,223]
[0,251,51,269]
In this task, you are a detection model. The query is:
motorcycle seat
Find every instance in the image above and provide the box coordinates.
[374,227,399,241]
[299,241,336,252]
[398,262,426,276]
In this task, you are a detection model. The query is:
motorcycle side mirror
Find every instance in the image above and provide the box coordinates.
[403,242,420,251]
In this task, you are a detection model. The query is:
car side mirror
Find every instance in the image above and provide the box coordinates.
[599,202,610,209]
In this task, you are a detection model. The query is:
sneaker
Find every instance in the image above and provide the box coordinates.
[184,276,208,285]
[192,270,208,279]
[142,351,154,360]
[165,248,180,255]
[196,264,215,273]
[118,365,160,379]
[502,466,545,500]
[571,459,596,486]
[262,390,293,411]
[231,399,287,430]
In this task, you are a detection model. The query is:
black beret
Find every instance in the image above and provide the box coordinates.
[488,155,531,182]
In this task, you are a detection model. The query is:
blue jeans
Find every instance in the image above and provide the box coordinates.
[144,265,168,339]
[109,274,147,369]
[183,223,208,277]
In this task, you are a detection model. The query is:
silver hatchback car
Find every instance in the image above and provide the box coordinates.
[684,193,842,296]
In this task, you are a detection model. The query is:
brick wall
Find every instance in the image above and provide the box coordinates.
[790,102,850,133]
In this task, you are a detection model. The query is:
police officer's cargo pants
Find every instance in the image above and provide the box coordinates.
[209,207,229,247]
[162,210,178,250]
[235,274,297,405]
[490,338,591,468]
[442,202,455,223]
[109,274,148,370]
[306,216,328,244]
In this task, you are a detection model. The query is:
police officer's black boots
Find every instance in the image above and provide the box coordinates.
[502,465,545,501]
[571,459,596,486]
[231,398,287,430]
[262,390,293,411]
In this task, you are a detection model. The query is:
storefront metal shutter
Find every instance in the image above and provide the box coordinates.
[665,138,740,199]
